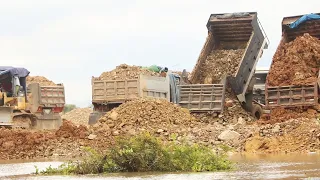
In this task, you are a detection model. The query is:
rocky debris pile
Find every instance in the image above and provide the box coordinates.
[26,76,57,86]
[93,98,195,138]
[221,91,254,122]
[245,117,320,153]
[98,64,159,80]
[267,33,320,86]
[0,120,91,160]
[62,108,93,126]
[91,98,256,151]
[55,120,89,139]
[258,107,317,125]
[258,120,300,137]
[196,49,245,84]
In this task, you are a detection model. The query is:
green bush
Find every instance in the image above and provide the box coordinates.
[40,133,233,174]
[63,104,77,114]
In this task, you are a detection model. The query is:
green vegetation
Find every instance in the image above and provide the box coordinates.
[63,104,77,113]
[39,133,233,175]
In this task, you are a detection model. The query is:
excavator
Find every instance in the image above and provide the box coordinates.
[0,66,65,129]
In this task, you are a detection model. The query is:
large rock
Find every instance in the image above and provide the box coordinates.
[218,130,241,141]
[88,134,97,140]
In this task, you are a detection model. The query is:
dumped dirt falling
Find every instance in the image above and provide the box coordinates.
[193,49,245,84]
[267,33,320,86]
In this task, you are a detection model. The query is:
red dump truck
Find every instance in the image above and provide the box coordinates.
[266,13,320,108]
[184,12,268,115]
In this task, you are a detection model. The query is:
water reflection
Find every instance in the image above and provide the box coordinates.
[1,153,320,180]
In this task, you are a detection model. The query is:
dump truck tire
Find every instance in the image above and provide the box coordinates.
[252,104,263,120]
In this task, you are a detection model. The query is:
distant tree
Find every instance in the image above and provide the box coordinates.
[63,104,77,113]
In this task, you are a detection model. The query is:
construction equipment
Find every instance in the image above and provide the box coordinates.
[188,12,268,113]
[0,66,65,129]
[89,74,170,125]
[265,13,320,108]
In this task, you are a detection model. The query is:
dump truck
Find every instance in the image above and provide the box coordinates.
[186,12,269,114]
[0,67,65,129]
[89,74,171,125]
[265,13,320,108]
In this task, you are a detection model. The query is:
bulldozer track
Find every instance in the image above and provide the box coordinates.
[12,114,36,129]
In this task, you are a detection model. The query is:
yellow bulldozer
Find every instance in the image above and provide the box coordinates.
[0,66,65,129]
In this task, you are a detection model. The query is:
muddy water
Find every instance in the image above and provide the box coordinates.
[1,153,320,180]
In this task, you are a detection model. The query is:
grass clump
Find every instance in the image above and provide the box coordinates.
[40,133,233,174]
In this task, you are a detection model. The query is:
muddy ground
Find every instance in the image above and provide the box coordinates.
[1,98,320,160]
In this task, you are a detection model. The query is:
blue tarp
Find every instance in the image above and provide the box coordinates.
[289,14,320,29]
[0,66,30,78]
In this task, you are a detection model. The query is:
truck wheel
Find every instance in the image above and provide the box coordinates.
[252,104,263,120]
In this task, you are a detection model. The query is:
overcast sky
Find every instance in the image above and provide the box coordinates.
[0,0,318,107]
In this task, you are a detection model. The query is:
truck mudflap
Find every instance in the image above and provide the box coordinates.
[178,81,226,113]
[265,83,318,108]
[33,113,62,130]
[88,111,105,125]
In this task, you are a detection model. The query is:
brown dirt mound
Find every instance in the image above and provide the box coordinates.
[92,98,256,151]
[0,120,90,160]
[62,108,92,126]
[56,120,89,138]
[194,49,245,84]
[95,98,195,137]
[26,76,56,86]
[267,33,320,86]
[245,118,320,153]
[98,64,160,80]
[257,107,317,125]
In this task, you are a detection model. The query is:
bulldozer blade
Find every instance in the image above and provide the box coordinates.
[0,107,13,126]
[12,115,32,129]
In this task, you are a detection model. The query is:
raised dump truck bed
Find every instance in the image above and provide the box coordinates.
[266,13,320,108]
[189,12,268,112]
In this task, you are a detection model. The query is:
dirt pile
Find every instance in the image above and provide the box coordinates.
[94,98,195,137]
[62,108,92,126]
[98,64,159,80]
[55,120,89,139]
[92,98,256,151]
[245,117,320,153]
[244,107,320,153]
[26,76,56,86]
[258,107,317,125]
[267,33,320,86]
[195,49,245,84]
[0,120,91,160]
